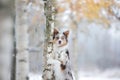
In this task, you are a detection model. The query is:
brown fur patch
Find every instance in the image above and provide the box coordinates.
[60,64,66,71]
[54,28,59,34]
[60,61,66,71]
[53,28,59,39]
[63,30,69,38]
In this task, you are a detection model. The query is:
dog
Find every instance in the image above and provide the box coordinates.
[47,28,75,80]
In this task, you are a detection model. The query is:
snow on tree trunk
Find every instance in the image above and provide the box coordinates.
[15,0,29,80]
[42,0,57,80]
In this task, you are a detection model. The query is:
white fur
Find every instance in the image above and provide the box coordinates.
[47,58,65,80]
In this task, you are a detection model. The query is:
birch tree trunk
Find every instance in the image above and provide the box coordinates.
[42,0,57,80]
[70,8,79,79]
[0,13,14,80]
[0,0,14,80]
[15,0,29,80]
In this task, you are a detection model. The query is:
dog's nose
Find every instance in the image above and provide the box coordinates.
[59,41,61,44]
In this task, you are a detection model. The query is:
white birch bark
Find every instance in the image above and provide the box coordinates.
[15,0,29,80]
[0,0,14,80]
[69,8,79,79]
[42,0,57,80]
[0,14,14,80]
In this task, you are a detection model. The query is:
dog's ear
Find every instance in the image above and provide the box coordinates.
[63,30,69,37]
[53,28,59,35]
[53,28,59,39]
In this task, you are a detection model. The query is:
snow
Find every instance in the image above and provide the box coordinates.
[78,69,120,80]
[29,74,120,80]
[79,77,120,80]
[29,73,42,80]
[29,69,120,80]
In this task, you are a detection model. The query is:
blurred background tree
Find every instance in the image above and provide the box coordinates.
[0,0,14,80]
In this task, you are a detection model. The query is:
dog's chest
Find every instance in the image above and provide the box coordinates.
[54,49,69,62]
[53,50,74,80]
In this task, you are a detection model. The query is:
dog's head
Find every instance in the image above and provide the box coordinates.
[53,28,69,47]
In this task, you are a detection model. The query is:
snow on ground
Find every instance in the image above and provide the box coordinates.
[79,74,120,80]
[78,68,120,80]
[29,69,120,80]
[29,73,42,80]
[79,77,120,80]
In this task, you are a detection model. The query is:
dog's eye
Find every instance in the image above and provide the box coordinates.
[56,37,59,39]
